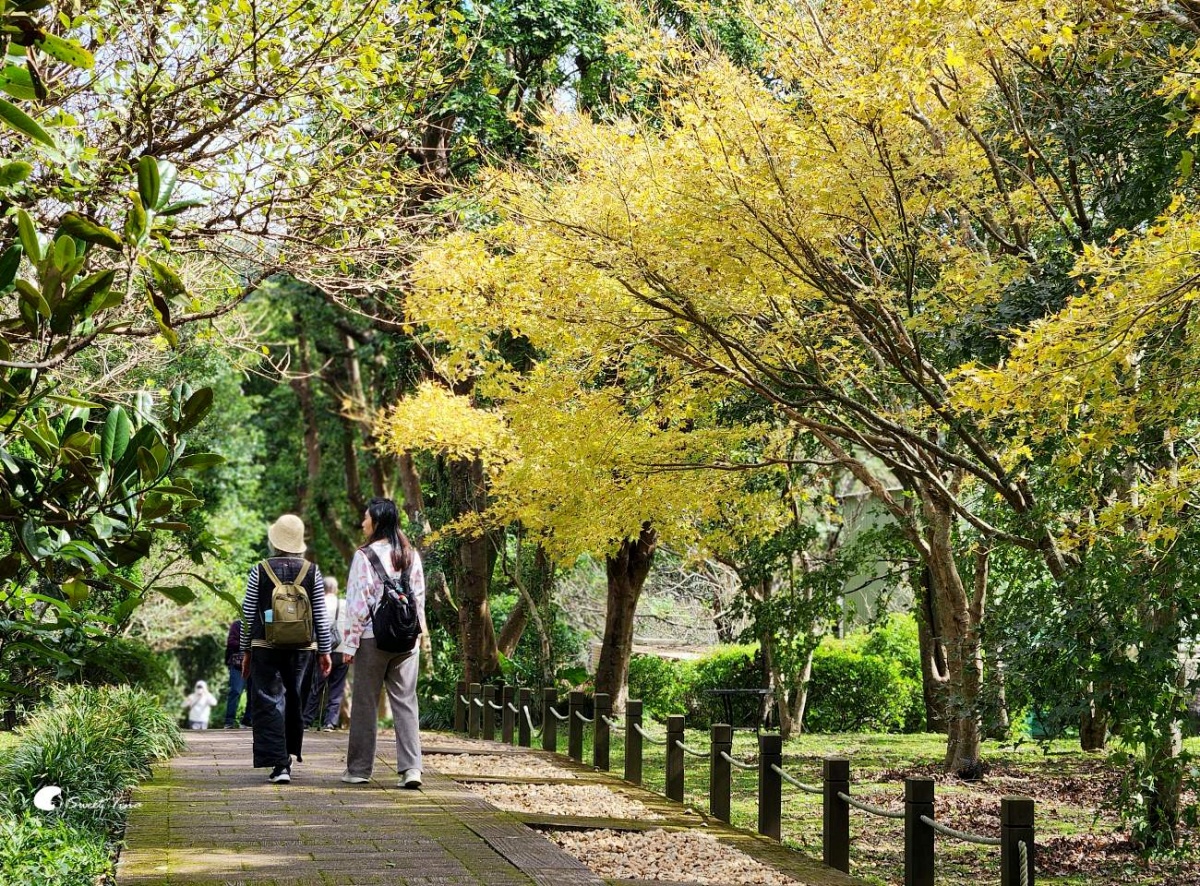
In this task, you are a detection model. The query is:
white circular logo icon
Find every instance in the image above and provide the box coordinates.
[33,785,62,811]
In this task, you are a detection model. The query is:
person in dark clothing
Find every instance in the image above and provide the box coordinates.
[303,576,349,730]
[240,514,332,784]
[223,620,253,728]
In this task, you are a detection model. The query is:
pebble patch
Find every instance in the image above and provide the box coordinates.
[425,753,578,779]
[466,782,664,819]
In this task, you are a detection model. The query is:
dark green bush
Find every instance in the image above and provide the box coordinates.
[688,644,764,727]
[804,640,922,733]
[628,653,695,721]
[75,636,174,700]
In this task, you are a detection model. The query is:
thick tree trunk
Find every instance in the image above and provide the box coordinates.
[1080,683,1109,750]
[449,456,500,683]
[594,523,657,711]
[915,565,950,733]
[923,496,985,777]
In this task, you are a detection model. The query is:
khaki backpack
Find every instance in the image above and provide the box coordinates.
[261,559,314,648]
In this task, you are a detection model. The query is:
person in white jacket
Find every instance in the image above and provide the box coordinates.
[183,680,218,730]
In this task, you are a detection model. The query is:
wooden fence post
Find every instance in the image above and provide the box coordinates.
[568,690,586,762]
[710,723,732,823]
[758,732,782,840]
[665,714,685,802]
[518,688,532,747]
[625,700,643,785]
[482,684,496,741]
[904,776,935,886]
[1001,796,1035,886]
[467,682,481,738]
[593,693,612,771]
[542,688,558,753]
[501,684,516,744]
[823,756,851,873]
[454,680,467,733]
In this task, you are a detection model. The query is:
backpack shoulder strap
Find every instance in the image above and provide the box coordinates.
[361,545,389,582]
[294,559,311,586]
[260,559,283,589]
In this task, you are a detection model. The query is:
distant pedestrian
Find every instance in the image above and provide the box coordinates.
[240,514,332,784]
[183,680,217,730]
[303,576,349,731]
[341,498,426,788]
[222,620,253,728]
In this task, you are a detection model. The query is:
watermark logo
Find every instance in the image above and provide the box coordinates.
[33,785,62,811]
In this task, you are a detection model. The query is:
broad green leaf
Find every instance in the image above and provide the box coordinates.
[16,208,40,262]
[0,160,32,186]
[137,155,160,210]
[176,452,224,471]
[159,198,205,216]
[155,159,178,209]
[147,258,186,300]
[60,211,123,250]
[0,243,22,290]
[15,278,49,318]
[48,392,103,408]
[145,285,177,346]
[156,584,195,605]
[177,387,213,433]
[100,406,132,465]
[50,233,74,270]
[90,512,115,540]
[0,65,36,101]
[36,33,94,69]
[69,268,117,318]
[0,96,54,148]
[136,445,159,482]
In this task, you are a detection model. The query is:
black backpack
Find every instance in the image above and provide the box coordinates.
[361,546,421,654]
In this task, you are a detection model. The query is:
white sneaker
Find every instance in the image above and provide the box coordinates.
[340,773,370,784]
[400,769,422,789]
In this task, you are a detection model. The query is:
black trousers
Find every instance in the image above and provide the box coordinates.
[303,652,349,728]
[249,647,312,768]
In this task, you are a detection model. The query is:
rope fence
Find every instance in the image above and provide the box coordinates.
[675,739,711,758]
[920,815,1001,846]
[839,791,904,819]
[770,763,823,796]
[450,686,1037,886]
[720,750,756,771]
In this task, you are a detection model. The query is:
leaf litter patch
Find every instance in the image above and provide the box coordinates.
[542,827,803,886]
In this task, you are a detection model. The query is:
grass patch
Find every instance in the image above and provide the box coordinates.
[0,685,183,885]
[547,722,1200,886]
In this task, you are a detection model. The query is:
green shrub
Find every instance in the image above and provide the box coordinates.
[75,636,174,700]
[628,654,695,721]
[1,684,183,835]
[804,641,921,733]
[0,812,111,886]
[688,644,764,727]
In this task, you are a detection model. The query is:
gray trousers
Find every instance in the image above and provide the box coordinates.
[345,636,422,777]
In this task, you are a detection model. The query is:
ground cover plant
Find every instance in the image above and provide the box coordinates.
[567,724,1200,886]
[0,684,182,885]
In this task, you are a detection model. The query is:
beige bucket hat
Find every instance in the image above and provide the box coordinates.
[267,513,307,554]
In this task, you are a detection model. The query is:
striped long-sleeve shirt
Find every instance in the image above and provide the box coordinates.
[240,558,332,654]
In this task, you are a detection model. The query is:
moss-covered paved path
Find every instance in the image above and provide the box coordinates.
[116,730,603,886]
[117,730,866,886]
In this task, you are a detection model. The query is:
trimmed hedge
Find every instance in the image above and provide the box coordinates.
[0,684,183,883]
[628,615,924,733]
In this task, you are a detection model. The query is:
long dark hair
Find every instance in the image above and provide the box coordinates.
[365,497,414,572]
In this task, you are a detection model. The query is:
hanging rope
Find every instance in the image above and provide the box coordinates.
[836,790,904,818]
[918,816,1001,846]
[488,700,504,711]
[633,722,668,745]
[522,705,543,737]
[506,702,518,713]
[472,698,484,707]
[719,750,756,771]
[602,715,624,731]
[549,707,568,721]
[674,739,711,758]
[770,763,823,796]
[574,710,594,724]
[1018,840,1030,886]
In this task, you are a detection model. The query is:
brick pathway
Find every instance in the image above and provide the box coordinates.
[117,730,865,886]
[117,730,600,886]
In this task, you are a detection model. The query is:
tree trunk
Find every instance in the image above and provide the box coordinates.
[922,495,985,777]
[915,565,949,733]
[290,314,321,517]
[449,456,500,683]
[594,523,657,710]
[789,646,816,737]
[1080,683,1109,750]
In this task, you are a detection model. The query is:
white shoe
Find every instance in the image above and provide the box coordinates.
[340,773,370,784]
[400,769,422,789]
